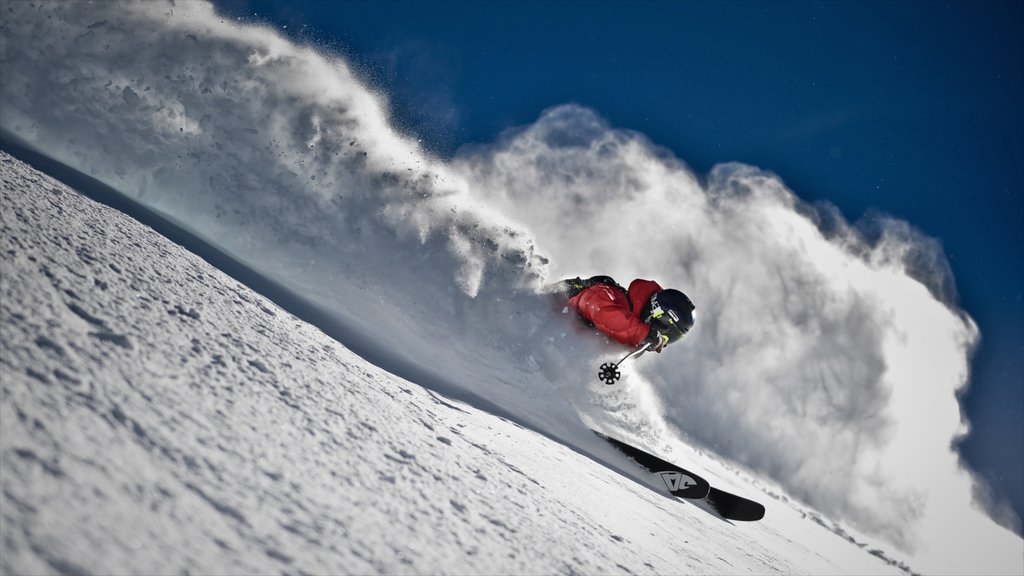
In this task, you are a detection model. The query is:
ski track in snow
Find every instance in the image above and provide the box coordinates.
[0,152,907,574]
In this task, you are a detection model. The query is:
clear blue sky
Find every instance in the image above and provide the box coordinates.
[213,0,1023,528]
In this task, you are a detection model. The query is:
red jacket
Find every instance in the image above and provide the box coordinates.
[567,279,663,348]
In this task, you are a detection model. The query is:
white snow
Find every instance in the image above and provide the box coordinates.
[1,151,911,574]
[1,1,1022,573]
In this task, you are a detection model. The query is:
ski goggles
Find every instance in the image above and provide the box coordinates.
[646,303,693,345]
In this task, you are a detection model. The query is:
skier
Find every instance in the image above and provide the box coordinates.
[553,276,696,354]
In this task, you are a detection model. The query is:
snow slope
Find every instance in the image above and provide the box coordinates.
[1,151,903,574]
[1,2,1022,573]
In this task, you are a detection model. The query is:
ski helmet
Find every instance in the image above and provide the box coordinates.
[641,289,696,345]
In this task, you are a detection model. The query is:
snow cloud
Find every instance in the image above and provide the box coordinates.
[2,2,1020,573]
[0,0,544,300]
[454,104,1019,573]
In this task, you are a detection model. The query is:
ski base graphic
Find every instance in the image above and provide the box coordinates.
[595,431,766,522]
[595,432,711,499]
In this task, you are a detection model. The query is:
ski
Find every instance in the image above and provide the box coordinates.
[594,431,765,522]
[705,487,765,522]
[595,431,710,499]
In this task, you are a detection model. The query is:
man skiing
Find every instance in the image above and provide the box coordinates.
[554,276,696,354]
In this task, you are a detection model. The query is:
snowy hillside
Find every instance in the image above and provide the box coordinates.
[1,151,906,574]
[2,2,1022,574]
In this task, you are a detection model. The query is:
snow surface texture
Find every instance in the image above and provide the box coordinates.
[1,2,1021,574]
[1,151,906,574]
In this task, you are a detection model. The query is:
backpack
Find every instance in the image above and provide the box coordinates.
[552,275,632,311]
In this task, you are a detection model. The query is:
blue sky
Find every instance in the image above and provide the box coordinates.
[212,0,1023,527]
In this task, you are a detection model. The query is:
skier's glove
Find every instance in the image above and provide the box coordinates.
[644,330,670,353]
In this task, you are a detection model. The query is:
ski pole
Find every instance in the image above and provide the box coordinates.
[597,341,653,384]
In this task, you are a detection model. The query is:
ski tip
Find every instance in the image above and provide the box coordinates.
[705,487,766,521]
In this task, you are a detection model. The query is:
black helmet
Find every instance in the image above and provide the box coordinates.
[641,289,696,345]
